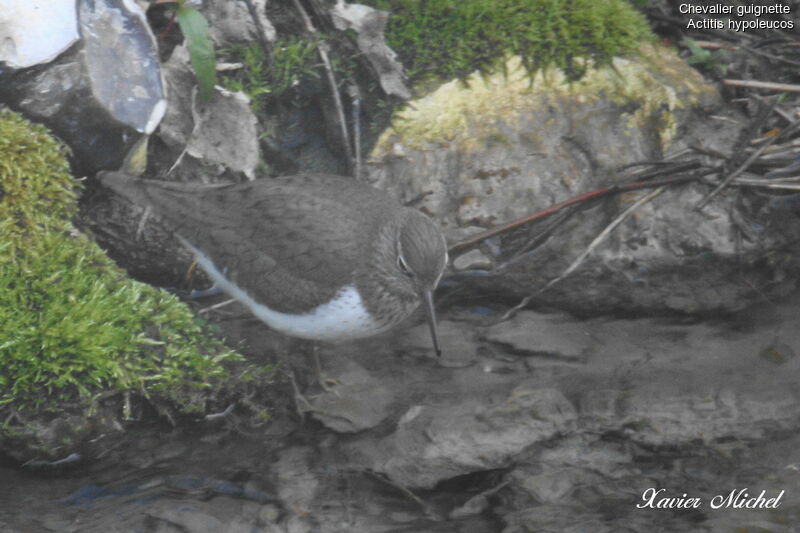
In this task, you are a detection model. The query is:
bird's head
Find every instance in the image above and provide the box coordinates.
[372,209,448,355]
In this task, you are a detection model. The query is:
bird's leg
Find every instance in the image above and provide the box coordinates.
[287,368,313,420]
[284,339,338,419]
[313,344,340,394]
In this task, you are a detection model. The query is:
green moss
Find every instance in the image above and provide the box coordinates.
[221,37,324,113]
[0,109,243,410]
[363,0,653,84]
[374,45,718,155]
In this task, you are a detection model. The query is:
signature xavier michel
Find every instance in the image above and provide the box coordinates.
[638,488,784,510]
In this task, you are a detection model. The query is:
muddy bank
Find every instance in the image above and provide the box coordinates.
[1,294,799,532]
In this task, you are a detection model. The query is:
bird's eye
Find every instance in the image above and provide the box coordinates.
[397,254,413,277]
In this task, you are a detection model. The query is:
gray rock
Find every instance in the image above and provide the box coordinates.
[482,311,592,360]
[273,447,319,518]
[3,302,800,533]
[147,508,225,533]
[158,45,260,180]
[368,46,800,315]
[309,358,394,432]
[399,319,480,365]
[0,0,166,173]
[330,1,410,99]
[452,248,493,271]
[203,0,276,47]
[574,316,800,446]
[507,435,632,505]
[344,385,577,488]
[0,405,123,463]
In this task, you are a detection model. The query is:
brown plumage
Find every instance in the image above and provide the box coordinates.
[100,172,448,352]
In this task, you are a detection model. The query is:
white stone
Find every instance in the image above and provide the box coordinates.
[0,0,79,69]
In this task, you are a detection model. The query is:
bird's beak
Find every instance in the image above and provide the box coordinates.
[423,289,442,357]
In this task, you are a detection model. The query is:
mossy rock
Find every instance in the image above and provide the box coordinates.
[373,44,718,157]
[0,109,272,461]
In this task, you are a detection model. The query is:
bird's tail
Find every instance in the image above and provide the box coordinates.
[98,170,152,206]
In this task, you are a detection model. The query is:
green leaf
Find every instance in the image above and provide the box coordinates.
[176,6,216,100]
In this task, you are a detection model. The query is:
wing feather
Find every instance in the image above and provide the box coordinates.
[101,172,397,312]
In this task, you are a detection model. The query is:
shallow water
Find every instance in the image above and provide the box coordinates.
[2,295,800,532]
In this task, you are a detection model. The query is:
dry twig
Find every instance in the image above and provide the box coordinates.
[723,79,800,93]
[695,114,800,210]
[495,186,666,323]
[448,171,710,256]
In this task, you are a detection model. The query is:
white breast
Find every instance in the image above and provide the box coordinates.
[188,244,385,341]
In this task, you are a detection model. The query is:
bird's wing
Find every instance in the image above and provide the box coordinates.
[101,172,388,313]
